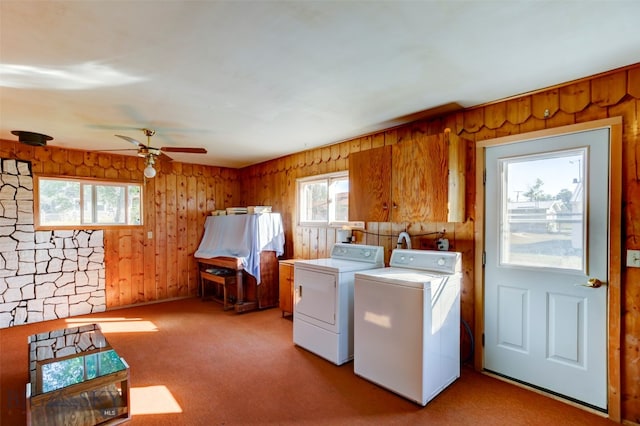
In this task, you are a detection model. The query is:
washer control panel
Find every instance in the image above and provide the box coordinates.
[330,243,384,265]
[390,249,461,274]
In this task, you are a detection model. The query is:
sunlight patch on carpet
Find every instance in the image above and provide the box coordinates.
[131,385,183,415]
[65,317,158,333]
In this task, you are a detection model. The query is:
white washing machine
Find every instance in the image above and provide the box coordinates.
[354,249,461,406]
[293,243,384,365]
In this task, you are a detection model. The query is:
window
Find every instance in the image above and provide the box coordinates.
[37,177,142,227]
[297,171,349,226]
[498,149,586,271]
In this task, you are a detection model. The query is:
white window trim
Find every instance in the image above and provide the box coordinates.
[296,171,349,227]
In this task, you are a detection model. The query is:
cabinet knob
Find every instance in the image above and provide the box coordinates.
[392,202,398,209]
[382,203,388,210]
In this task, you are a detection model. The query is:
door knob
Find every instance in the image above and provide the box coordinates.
[576,278,604,288]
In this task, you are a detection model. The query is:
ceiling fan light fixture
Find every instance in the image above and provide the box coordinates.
[11,130,53,146]
[143,155,156,179]
[144,164,156,179]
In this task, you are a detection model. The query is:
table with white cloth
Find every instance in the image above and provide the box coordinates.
[194,213,285,312]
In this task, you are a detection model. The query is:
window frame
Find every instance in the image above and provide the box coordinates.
[296,171,349,227]
[34,175,143,230]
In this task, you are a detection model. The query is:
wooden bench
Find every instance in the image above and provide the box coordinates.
[195,254,279,313]
[200,267,237,311]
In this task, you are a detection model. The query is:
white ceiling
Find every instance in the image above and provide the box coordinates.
[1,1,639,168]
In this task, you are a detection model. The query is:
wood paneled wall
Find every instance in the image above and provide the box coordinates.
[0,141,240,307]
[1,63,638,423]
[239,64,640,423]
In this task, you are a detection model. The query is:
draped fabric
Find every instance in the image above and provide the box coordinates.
[194,213,285,283]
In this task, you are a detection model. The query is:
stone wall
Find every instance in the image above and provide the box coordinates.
[0,158,106,328]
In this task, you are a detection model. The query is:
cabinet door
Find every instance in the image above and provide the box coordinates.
[349,145,392,222]
[278,262,294,315]
[392,133,448,222]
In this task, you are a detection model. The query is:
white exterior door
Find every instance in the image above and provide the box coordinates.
[484,128,609,410]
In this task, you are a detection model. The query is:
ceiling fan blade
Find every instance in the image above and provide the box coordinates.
[92,148,138,152]
[115,134,147,148]
[160,147,207,154]
[158,152,173,162]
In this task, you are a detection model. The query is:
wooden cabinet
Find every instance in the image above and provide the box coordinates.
[392,132,448,222]
[349,131,466,223]
[349,145,392,222]
[279,259,296,317]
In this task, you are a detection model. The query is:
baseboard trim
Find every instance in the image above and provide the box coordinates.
[105,295,194,311]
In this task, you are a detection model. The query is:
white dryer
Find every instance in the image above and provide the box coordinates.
[293,243,384,365]
[354,249,462,406]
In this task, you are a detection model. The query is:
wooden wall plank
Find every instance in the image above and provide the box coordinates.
[592,70,627,107]
[176,174,189,296]
[559,81,590,113]
[531,89,559,119]
[484,102,506,129]
[195,175,208,292]
[104,229,119,308]
[165,173,178,298]
[463,109,484,133]
[629,67,640,98]
[505,96,531,124]
[118,230,132,306]
[143,178,157,302]
[154,176,167,300]
[575,103,609,123]
[131,228,145,304]
[187,175,199,294]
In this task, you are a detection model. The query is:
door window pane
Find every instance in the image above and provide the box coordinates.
[499,149,586,271]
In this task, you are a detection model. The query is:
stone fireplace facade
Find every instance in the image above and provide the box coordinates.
[0,159,106,328]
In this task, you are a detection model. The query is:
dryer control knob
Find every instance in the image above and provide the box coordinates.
[437,258,446,266]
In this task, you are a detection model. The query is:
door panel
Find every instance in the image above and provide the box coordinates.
[548,292,584,366]
[484,128,609,409]
[497,285,528,352]
[294,268,336,325]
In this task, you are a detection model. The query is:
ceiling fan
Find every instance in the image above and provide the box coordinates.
[114,129,207,178]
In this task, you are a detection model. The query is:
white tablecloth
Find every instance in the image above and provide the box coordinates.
[194,213,285,283]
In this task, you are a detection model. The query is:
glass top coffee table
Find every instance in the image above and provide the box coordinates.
[26,324,130,426]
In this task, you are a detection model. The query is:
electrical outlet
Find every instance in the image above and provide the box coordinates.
[627,250,640,268]
[437,238,449,251]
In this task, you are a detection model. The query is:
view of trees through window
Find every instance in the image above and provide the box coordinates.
[501,150,585,270]
[298,172,348,225]
[517,177,573,207]
[38,178,142,227]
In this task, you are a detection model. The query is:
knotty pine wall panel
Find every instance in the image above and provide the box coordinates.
[238,64,640,423]
[1,63,638,424]
[0,140,240,309]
